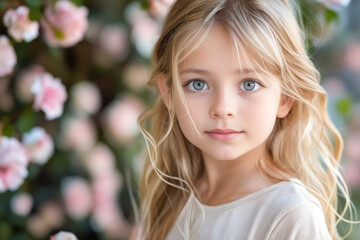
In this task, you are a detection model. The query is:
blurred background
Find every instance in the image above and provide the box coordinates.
[0,0,359,239]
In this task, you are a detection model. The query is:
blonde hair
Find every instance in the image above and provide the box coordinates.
[138,0,354,239]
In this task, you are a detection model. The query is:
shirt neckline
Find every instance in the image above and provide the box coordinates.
[189,178,301,212]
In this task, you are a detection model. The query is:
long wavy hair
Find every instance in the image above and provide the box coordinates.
[138,0,354,239]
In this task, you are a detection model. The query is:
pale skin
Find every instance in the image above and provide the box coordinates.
[158,24,294,206]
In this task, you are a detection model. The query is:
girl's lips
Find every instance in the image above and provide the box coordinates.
[205,129,243,141]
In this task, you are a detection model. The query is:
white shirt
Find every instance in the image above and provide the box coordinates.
[166,179,331,240]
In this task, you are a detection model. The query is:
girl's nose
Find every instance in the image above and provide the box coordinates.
[209,90,236,119]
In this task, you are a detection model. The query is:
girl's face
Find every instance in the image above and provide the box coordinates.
[161,24,292,162]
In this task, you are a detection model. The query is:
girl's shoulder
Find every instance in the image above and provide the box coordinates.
[270,178,321,208]
[267,179,331,239]
[265,178,322,213]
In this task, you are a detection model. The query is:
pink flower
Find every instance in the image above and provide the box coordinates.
[93,171,122,204]
[103,96,144,144]
[39,201,65,229]
[16,65,45,103]
[318,0,351,7]
[10,192,33,216]
[28,214,50,238]
[123,63,150,89]
[92,171,129,238]
[3,6,39,42]
[84,143,115,176]
[92,202,130,238]
[92,171,129,237]
[22,127,54,165]
[0,35,17,77]
[0,137,29,192]
[61,177,93,220]
[61,116,97,152]
[343,163,360,189]
[149,0,176,19]
[99,25,129,61]
[50,231,78,240]
[345,131,360,162]
[70,81,101,115]
[31,73,67,120]
[343,41,360,74]
[127,3,160,58]
[41,0,88,47]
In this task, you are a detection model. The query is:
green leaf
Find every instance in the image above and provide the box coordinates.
[0,222,12,239]
[141,0,149,10]
[325,9,339,23]
[49,46,64,59]
[25,0,42,8]
[10,233,29,240]
[28,163,42,179]
[70,0,84,6]
[29,7,42,21]
[0,2,5,10]
[54,28,65,40]
[15,110,36,133]
[2,119,14,138]
[336,97,352,116]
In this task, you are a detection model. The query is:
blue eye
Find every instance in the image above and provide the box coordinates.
[186,79,209,91]
[240,80,260,91]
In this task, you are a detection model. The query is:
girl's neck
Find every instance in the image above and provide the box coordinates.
[196,143,289,206]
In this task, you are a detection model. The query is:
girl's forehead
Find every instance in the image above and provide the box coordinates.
[179,25,253,67]
[178,24,271,78]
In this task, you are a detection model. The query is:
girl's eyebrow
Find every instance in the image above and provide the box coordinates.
[180,67,264,75]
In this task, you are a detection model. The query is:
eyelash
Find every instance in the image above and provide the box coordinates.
[183,79,263,93]
[184,79,209,91]
[238,79,262,92]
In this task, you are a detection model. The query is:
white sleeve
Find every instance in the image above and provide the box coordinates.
[269,201,332,240]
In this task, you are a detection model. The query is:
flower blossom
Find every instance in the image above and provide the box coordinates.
[10,192,33,216]
[0,35,17,77]
[50,231,78,240]
[123,63,150,89]
[61,177,93,220]
[70,81,101,115]
[31,73,67,120]
[92,171,129,238]
[3,6,39,42]
[41,0,88,47]
[99,25,129,61]
[40,201,65,229]
[103,96,143,144]
[28,214,50,238]
[84,143,115,176]
[0,137,29,192]
[126,3,160,58]
[16,65,45,103]
[317,0,351,7]
[149,0,176,19]
[22,127,54,165]
[61,116,97,153]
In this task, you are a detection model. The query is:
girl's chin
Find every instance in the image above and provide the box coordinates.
[201,152,247,162]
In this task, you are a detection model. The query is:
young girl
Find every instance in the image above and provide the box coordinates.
[138,0,354,239]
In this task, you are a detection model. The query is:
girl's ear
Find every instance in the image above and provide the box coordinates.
[277,95,294,118]
[157,75,171,109]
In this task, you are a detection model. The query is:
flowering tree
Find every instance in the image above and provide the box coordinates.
[0,0,357,239]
